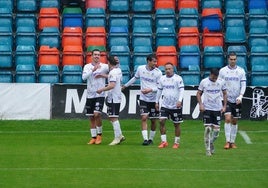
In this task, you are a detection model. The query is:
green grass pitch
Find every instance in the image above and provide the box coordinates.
[0,119,267,188]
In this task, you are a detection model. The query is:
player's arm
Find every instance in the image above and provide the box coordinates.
[196,90,204,112]
[97,81,116,94]
[222,89,227,113]
[177,86,184,108]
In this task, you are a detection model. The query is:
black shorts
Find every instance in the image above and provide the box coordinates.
[107,102,120,118]
[159,107,183,123]
[225,102,242,118]
[139,100,159,119]
[203,110,222,127]
[85,97,105,116]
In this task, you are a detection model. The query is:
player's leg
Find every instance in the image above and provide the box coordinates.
[203,110,212,156]
[224,102,233,149]
[171,108,183,149]
[94,97,105,144]
[85,98,97,144]
[158,107,168,148]
[108,103,125,146]
[139,100,149,145]
[230,103,241,148]
[148,102,159,145]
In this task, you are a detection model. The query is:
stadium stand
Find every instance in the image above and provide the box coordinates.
[38,64,60,84]
[0,0,267,86]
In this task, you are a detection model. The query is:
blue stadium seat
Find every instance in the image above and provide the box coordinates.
[201,8,222,32]
[0,70,13,83]
[225,9,245,27]
[15,13,36,28]
[15,64,36,83]
[180,65,201,86]
[132,27,153,49]
[62,65,83,84]
[248,0,268,9]
[110,46,131,66]
[15,26,36,49]
[133,46,152,67]
[0,45,12,68]
[40,0,60,8]
[203,46,224,69]
[251,72,268,86]
[227,45,248,71]
[15,45,36,66]
[179,45,200,69]
[248,9,268,29]
[0,26,13,49]
[109,0,129,12]
[202,0,222,9]
[178,8,199,28]
[38,64,59,84]
[108,27,129,49]
[250,46,268,71]
[132,0,153,13]
[0,0,13,11]
[109,14,130,28]
[17,0,37,12]
[225,0,245,10]
[132,14,153,29]
[39,27,60,48]
[62,7,83,28]
[248,28,268,48]
[225,26,247,44]
[155,9,176,29]
[85,8,106,27]
[155,27,177,48]
[0,8,13,28]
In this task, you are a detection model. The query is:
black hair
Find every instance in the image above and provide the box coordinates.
[146,54,157,61]
[210,68,219,76]
[228,51,237,58]
[107,55,117,66]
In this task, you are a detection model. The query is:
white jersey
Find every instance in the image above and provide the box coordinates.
[82,62,109,98]
[134,65,162,102]
[198,77,226,111]
[106,67,122,103]
[156,74,185,109]
[219,65,246,103]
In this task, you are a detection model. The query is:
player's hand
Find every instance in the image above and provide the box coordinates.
[199,104,205,112]
[236,95,243,104]
[141,88,152,94]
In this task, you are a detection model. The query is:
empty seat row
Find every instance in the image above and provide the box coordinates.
[0,64,83,84]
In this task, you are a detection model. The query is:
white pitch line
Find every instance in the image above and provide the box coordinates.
[239,131,253,144]
[0,167,267,172]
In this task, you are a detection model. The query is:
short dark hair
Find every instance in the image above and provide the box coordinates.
[210,68,219,76]
[228,51,237,58]
[107,55,117,66]
[146,54,157,62]
[164,62,174,67]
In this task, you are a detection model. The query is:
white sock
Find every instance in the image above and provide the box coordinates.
[230,124,238,143]
[174,136,180,144]
[142,130,148,140]
[224,123,231,142]
[161,134,167,142]
[149,130,156,140]
[96,126,102,135]
[90,128,97,138]
[204,126,211,151]
[112,120,122,138]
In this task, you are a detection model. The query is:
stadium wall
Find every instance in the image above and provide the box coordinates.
[0,84,267,120]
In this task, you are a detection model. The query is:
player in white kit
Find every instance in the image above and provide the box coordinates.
[97,56,125,145]
[122,54,162,145]
[197,68,227,156]
[155,62,185,149]
[219,52,247,149]
[82,49,109,145]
